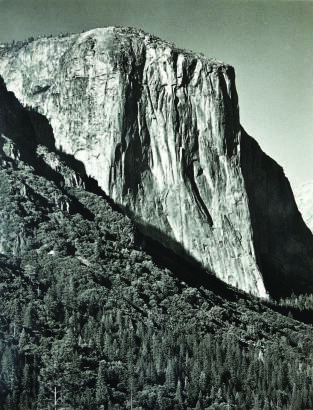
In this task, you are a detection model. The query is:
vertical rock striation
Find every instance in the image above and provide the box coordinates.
[0,27,312,297]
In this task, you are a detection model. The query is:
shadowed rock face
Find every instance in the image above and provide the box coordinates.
[240,128,313,297]
[0,27,312,297]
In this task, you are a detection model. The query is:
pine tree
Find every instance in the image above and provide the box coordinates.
[199,370,207,392]
[195,398,201,409]
[19,328,28,349]
[165,358,176,389]
[96,322,104,351]
[126,321,137,409]
[22,363,31,392]
[175,379,183,404]
[23,302,34,328]
[96,361,109,405]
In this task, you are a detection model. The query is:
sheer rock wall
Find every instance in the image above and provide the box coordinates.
[1,27,312,297]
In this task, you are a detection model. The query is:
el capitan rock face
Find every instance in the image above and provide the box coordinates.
[0,27,312,297]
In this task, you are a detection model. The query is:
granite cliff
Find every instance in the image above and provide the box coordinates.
[0,26,312,297]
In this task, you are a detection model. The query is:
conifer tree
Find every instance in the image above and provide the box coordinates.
[96,361,109,405]
[175,379,183,404]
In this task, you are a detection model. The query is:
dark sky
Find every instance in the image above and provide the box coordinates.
[0,0,312,190]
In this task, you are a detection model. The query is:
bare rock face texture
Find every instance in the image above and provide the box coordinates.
[0,27,312,297]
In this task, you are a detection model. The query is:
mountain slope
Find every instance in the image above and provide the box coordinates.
[0,51,312,408]
[0,131,313,409]
[1,27,313,297]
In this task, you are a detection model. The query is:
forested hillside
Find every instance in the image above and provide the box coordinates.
[0,149,313,410]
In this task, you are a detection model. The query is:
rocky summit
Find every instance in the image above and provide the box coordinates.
[0,26,312,297]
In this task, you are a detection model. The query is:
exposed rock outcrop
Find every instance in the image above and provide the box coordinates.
[0,27,312,297]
